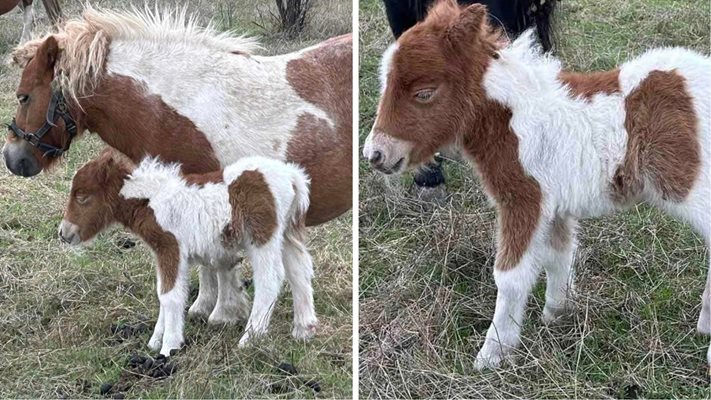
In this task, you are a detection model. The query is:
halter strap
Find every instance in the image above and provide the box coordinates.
[6,90,78,158]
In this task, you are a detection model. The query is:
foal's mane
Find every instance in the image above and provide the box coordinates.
[11,5,261,103]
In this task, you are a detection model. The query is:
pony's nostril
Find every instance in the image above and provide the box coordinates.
[369,151,383,165]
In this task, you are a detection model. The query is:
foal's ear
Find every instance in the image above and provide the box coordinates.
[445,4,488,48]
[35,36,60,71]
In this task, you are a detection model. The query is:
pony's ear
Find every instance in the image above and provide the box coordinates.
[445,4,488,48]
[34,36,60,71]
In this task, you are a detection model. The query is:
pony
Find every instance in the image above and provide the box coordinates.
[1,0,34,42]
[380,0,557,189]
[4,6,351,327]
[363,0,711,371]
[59,150,316,356]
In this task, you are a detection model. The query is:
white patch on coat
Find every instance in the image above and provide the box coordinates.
[106,42,334,165]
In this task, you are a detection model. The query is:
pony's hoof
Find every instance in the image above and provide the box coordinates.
[148,336,162,351]
[696,316,710,336]
[188,300,215,320]
[238,333,251,348]
[542,304,570,325]
[292,321,318,340]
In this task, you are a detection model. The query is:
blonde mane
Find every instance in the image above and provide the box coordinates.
[11,5,261,104]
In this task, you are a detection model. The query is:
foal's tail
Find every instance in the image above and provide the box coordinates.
[287,165,311,239]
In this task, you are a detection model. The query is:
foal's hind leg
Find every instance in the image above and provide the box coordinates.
[541,216,578,324]
[282,231,318,340]
[698,266,711,336]
[188,266,218,319]
[239,239,286,347]
[209,258,250,325]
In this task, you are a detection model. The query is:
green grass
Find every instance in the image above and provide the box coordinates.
[0,0,352,398]
[359,0,710,398]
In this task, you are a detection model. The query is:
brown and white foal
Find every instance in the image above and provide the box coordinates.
[364,0,710,370]
[60,150,317,356]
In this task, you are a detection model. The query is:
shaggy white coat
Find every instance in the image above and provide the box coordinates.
[119,156,315,356]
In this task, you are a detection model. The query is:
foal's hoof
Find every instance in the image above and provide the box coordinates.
[147,337,162,351]
[292,322,318,340]
[542,305,570,325]
[696,317,710,336]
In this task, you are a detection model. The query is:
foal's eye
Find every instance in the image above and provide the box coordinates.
[414,88,436,103]
[76,195,90,205]
[17,94,29,104]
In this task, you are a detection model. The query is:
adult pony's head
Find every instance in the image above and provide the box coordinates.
[363,0,503,174]
[3,35,84,176]
[3,5,259,177]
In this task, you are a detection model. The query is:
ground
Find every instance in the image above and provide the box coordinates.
[359,0,710,398]
[0,0,352,398]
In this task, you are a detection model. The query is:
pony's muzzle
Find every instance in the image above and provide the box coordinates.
[2,141,41,177]
[58,220,81,245]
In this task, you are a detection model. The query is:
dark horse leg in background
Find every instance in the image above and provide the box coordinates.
[382,0,558,189]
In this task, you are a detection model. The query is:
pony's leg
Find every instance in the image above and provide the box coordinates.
[158,257,190,356]
[188,265,218,319]
[475,221,546,370]
[698,263,711,335]
[209,259,250,325]
[282,231,318,340]
[239,239,285,347]
[541,216,578,324]
[148,273,165,351]
[19,1,33,43]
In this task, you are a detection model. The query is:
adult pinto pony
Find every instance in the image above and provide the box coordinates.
[364,1,710,371]
[381,0,557,188]
[4,7,351,329]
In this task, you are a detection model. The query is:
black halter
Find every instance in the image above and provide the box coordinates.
[6,90,78,158]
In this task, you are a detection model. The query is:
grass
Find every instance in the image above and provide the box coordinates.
[359,0,710,398]
[0,0,351,398]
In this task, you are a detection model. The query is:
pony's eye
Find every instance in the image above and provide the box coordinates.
[414,89,436,103]
[76,194,90,205]
[17,94,29,104]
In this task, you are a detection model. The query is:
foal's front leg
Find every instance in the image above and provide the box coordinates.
[155,253,190,356]
[475,209,546,370]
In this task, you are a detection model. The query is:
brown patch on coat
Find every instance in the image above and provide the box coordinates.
[285,34,352,226]
[613,70,700,202]
[65,150,180,293]
[461,101,542,271]
[227,170,277,246]
[558,69,621,100]
[81,75,222,175]
[372,1,540,270]
[183,170,224,187]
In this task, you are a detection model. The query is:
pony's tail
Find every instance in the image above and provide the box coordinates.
[530,0,557,53]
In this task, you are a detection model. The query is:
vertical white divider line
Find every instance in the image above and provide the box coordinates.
[351,0,360,397]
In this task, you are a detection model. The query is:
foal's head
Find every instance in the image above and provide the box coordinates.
[3,35,85,177]
[363,0,503,174]
[59,149,133,245]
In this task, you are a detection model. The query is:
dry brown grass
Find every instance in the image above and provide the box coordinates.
[359,0,710,398]
[0,0,352,398]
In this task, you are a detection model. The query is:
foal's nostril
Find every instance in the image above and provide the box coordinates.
[369,151,383,165]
